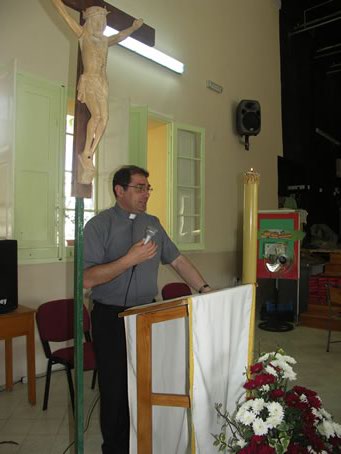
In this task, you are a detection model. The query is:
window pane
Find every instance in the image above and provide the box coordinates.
[64,172,95,210]
[177,187,201,217]
[176,215,201,244]
[65,135,73,171]
[178,129,200,159]
[66,114,74,134]
[64,209,95,243]
[64,171,74,209]
[64,209,75,242]
[177,158,201,187]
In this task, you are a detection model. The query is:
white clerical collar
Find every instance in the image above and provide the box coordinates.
[129,213,137,220]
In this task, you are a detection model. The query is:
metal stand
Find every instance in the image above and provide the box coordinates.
[74,197,84,453]
[258,278,294,332]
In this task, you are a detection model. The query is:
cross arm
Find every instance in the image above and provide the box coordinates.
[62,0,155,46]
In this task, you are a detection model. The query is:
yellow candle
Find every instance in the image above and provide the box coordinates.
[242,169,260,284]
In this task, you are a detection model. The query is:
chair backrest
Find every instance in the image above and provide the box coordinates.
[161,282,192,300]
[327,286,341,306]
[36,298,91,343]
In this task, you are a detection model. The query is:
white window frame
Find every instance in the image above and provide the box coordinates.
[170,123,205,250]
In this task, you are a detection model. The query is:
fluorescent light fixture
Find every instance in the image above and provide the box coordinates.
[104,26,184,74]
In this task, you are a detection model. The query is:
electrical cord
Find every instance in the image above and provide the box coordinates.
[61,391,100,454]
[123,265,136,307]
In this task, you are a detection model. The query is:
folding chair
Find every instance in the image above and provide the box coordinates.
[36,298,97,412]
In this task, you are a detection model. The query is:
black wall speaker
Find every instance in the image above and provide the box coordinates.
[0,240,18,314]
[236,100,261,136]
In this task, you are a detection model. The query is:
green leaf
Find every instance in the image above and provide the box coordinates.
[280,435,290,451]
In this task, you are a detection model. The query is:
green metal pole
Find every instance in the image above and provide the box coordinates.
[74,197,84,453]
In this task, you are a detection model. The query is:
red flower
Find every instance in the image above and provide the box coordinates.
[292,386,317,397]
[250,435,265,444]
[244,379,257,390]
[285,392,300,407]
[287,442,309,454]
[258,446,276,454]
[250,362,263,374]
[307,395,321,409]
[254,373,276,387]
[303,425,326,452]
[270,389,285,399]
[330,436,341,448]
[303,410,317,426]
[240,443,275,454]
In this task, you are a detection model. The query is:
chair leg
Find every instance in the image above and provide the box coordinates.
[43,360,53,411]
[65,367,75,415]
[326,328,332,352]
[91,369,97,389]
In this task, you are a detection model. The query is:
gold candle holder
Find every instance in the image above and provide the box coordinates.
[242,169,260,284]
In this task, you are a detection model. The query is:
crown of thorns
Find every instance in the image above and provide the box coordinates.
[83,6,109,20]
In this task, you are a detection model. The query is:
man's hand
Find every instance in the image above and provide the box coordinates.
[133,18,144,30]
[83,240,157,289]
[126,240,157,266]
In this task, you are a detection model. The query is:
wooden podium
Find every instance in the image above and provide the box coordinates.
[119,297,191,454]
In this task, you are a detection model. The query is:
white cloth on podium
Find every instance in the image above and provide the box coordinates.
[125,284,254,454]
[190,285,253,453]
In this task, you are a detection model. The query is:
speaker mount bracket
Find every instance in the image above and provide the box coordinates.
[240,135,251,150]
[243,135,250,151]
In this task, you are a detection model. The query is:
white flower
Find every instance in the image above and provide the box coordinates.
[260,384,270,393]
[252,418,269,436]
[235,407,246,421]
[266,402,284,428]
[267,401,284,418]
[318,419,335,439]
[239,409,256,425]
[236,400,252,420]
[236,435,247,448]
[236,404,255,425]
[320,408,332,420]
[312,407,323,424]
[265,365,278,376]
[281,363,297,380]
[267,416,280,428]
[258,352,271,362]
[251,398,265,414]
[333,422,341,437]
[300,394,308,403]
[281,354,297,364]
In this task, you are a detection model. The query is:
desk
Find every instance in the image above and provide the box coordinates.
[0,305,36,405]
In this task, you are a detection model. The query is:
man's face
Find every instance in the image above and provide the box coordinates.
[116,174,151,214]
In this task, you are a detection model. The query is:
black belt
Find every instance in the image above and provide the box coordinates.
[92,300,126,313]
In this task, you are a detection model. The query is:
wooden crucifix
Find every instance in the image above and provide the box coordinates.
[52,0,155,197]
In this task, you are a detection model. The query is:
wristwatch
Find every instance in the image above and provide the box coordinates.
[199,284,210,293]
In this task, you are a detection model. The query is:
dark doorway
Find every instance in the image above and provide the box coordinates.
[279,0,341,238]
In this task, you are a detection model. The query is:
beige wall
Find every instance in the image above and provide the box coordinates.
[0,0,282,384]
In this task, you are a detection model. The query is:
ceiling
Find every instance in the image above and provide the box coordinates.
[281,0,341,76]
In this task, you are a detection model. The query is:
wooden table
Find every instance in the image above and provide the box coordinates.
[0,305,36,405]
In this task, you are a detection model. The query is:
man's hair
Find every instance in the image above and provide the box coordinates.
[112,165,149,197]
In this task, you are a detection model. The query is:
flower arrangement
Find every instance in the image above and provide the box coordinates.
[213,349,341,453]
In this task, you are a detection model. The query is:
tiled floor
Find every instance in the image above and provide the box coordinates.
[0,324,340,453]
[0,371,101,454]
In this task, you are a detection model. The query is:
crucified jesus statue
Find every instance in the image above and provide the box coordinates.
[52,0,143,184]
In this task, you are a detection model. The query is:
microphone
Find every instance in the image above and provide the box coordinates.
[143,226,158,244]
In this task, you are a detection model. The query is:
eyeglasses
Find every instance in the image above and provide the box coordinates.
[123,184,153,193]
